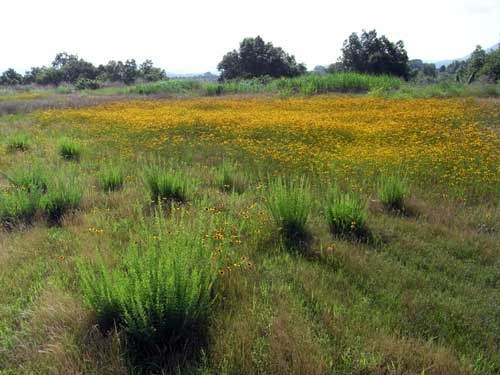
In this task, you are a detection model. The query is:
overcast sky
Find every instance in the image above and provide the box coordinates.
[1,0,499,74]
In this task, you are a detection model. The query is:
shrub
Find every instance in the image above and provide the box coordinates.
[6,133,30,152]
[57,137,82,161]
[266,176,312,242]
[326,189,368,239]
[145,161,190,202]
[6,165,48,193]
[75,78,101,90]
[378,174,409,211]
[98,164,124,192]
[0,189,38,227]
[78,211,218,347]
[39,180,83,224]
[215,160,246,193]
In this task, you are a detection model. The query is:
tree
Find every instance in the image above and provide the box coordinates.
[139,59,167,82]
[217,36,306,80]
[339,30,410,79]
[0,69,23,85]
[122,59,138,85]
[466,45,486,83]
[480,47,500,82]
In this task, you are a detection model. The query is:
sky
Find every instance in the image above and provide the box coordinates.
[1,0,499,74]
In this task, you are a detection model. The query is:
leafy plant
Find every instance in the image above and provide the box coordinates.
[99,164,124,192]
[79,210,219,347]
[266,176,312,243]
[39,179,83,224]
[57,137,82,161]
[145,161,191,202]
[378,174,409,211]
[6,133,30,152]
[326,189,368,239]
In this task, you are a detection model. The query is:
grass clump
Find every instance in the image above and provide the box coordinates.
[39,180,83,224]
[78,211,218,354]
[378,174,410,212]
[215,160,246,194]
[5,165,48,193]
[145,161,191,203]
[266,176,312,245]
[326,189,368,240]
[98,164,124,192]
[0,189,39,227]
[6,133,30,152]
[57,137,82,161]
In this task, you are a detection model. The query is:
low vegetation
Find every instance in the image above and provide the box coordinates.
[98,163,124,192]
[378,174,410,212]
[57,137,82,160]
[326,189,368,239]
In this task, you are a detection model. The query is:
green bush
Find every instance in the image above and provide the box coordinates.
[378,174,409,211]
[266,176,312,242]
[39,180,83,224]
[75,78,101,90]
[78,211,218,346]
[99,164,124,192]
[0,189,39,226]
[6,134,30,152]
[326,189,368,239]
[145,161,191,202]
[57,137,82,161]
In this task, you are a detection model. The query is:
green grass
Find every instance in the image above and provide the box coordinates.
[325,189,368,239]
[98,164,124,192]
[0,189,39,227]
[265,176,313,246]
[6,133,31,152]
[378,174,410,212]
[39,179,83,224]
[145,161,192,202]
[215,160,246,193]
[5,165,49,193]
[57,137,82,160]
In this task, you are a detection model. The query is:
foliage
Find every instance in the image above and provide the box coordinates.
[340,29,410,79]
[218,36,306,80]
[98,164,124,192]
[139,59,167,82]
[145,161,191,202]
[326,189,368,239]
[266,176,312,242]
[377,174,409,211]
[75,78,101,90]
[78,210,219,346]
[57,137,82,160]
[481,47,500,83]
[215,160,246,193]
[39,179,83,224]
[6,133,30,151]
[0,69,23,85]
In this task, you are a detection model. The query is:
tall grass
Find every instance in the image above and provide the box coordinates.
[378,174,410,211]
[39,179,83,224]
[6,133,30,152]
[326,189,368,239]
[79,210,218,347]
[266,176,313,244]
[145,161,192,202]
[215,160,246,193]
[5,165,48,193]
[57,137,82,161]
[0,189,39,227]
[98,164,124,192]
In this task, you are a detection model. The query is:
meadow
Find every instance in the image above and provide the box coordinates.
[0,93,499,374]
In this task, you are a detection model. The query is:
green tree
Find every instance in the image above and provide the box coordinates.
[480,46,500,82]
[139,59,167,82]
[217,36,306,80]
[0,68,23,85]
[340,30,410,79]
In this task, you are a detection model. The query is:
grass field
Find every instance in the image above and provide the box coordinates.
[0,95,499,374]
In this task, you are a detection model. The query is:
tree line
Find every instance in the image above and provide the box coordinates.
[2,31,499,88]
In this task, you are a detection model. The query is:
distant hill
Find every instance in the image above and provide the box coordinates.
[431,43,499,68]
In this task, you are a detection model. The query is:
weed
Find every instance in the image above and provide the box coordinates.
[326,189,368,239]
[6,133,30,152]
[215,160,246,194]
[0,189,39,227]
[98,164,124,192]
[5,165,48,193]
[378,174,410,212]
[145,161,191,203]
[39,179,83,224]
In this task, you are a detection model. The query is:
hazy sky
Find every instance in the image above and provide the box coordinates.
[1,0,499,74]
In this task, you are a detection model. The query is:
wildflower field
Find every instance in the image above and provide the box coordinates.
[0,95,499,374]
